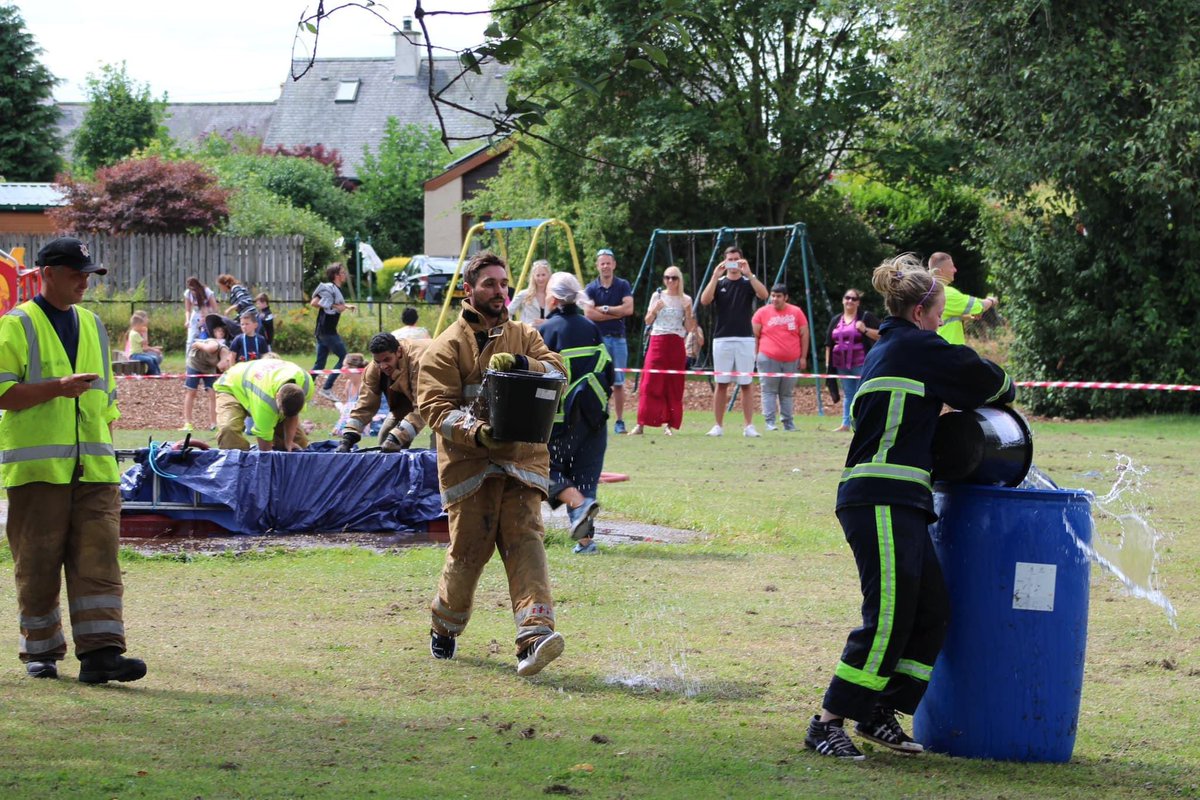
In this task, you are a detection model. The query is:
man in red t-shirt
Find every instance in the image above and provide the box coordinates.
[752,284,809,432]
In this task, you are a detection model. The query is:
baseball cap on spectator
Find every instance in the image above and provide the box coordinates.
[34,237,107,275]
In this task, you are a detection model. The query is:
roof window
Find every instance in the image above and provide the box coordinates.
[335,80,360,102]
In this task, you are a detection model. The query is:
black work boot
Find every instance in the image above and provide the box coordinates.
[78,646,147,685]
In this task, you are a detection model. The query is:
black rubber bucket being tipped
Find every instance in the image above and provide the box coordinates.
[484,369,567,443]
[931,405,1033,488]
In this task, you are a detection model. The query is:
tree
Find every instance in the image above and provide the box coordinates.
[0,5,63,181]
[900,2,1200,417]
[51,156,230,234]
[73,62,168,170]
[467,0,894,267]
[356,119,446,257]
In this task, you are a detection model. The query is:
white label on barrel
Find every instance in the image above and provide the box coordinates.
[1012,562,1057,612]
[535,388,558,401]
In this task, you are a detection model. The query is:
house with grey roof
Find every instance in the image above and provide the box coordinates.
[55,28,510,182]
[268,30,511,180]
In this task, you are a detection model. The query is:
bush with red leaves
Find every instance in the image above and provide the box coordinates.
[51,156,231,235]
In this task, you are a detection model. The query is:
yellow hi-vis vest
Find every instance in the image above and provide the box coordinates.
[0,300,121,487]
[215,359,313,440]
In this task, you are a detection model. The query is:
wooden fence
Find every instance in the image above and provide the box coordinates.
[0,233,304,301]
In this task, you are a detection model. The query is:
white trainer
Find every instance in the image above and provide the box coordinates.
[705,425,723,437]
[516,632,565,677]
[743,424,761,438]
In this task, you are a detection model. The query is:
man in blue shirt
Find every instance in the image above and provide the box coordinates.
[584,248,633,434]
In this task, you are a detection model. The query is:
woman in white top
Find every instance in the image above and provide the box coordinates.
[630,265,699,435]
[183,276,219,347]
[510,259,551,327]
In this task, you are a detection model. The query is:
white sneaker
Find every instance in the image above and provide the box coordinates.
[743,424,761,438]
[516,632,565,677]
[765,423,778,432]
[705,425,723,437]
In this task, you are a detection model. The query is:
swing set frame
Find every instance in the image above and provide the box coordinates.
[628,223,832,416]
[433,218,587,336]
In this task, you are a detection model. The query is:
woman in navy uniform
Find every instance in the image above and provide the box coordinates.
[806,254,1015,759]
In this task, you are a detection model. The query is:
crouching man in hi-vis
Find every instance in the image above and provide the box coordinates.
[214,356,313,452]
[0,237,147,684]
[417,250,567,676]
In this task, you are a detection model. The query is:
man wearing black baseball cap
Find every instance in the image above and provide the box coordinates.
[0,236,147,683]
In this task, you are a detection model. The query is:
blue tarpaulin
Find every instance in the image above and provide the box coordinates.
[120,443,444,535]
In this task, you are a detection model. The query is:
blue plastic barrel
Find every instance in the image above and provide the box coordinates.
[913,484,1093,762]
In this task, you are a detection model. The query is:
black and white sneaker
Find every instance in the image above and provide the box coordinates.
[855,706,924,754]
[804,715,865,760]
[430,629,457,660]
[516,632,564,677]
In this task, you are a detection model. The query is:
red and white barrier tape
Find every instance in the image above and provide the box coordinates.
[113,366,1200,392]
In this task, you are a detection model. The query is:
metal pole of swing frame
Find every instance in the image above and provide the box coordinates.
[798,227,824,417]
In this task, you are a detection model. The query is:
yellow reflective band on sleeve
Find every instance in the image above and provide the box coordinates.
[857,376,925,397]
[986,372,1013,403]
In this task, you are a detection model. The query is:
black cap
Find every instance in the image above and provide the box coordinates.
[205,314,237,339]
[34,237,107,275]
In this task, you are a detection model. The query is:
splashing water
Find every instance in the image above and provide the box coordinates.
[1018,464,1060,490]
[604,606,701,697]
[1063,454,1177,627]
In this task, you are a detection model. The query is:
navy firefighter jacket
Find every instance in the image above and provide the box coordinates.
[539,304,615,431]
[836,316,1015,520]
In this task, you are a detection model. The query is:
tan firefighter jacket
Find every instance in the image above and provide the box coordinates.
[417,301,565,506]
[346,338,429,444]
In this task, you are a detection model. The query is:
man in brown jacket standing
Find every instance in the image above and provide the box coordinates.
[336,331,428,452]
[417,251,567,677]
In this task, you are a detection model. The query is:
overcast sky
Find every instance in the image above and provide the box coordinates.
[12,0,491,103]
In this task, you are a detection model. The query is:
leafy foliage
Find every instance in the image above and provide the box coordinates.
[901,2,1200,416]
[73,62,168,170]
[50,157,230,234]
[222,185,340,293]
[0,5,63,181]
[355,120,447,258]
[468,0,893,274]
[210,152,363,238]
[838,175,990,298]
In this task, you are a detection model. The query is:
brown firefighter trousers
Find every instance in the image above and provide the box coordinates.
[431,474,555,654]
[6,481,127,662]
[215,393,310,451]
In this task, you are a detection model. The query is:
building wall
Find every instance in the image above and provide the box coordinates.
[0,212,57,235]
[424,177,464,256]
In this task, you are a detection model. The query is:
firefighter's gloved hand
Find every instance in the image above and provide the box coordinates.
[475,424,501,450]
[335,431,361,453]
[380,430,407,453]
[377,415,399,443]
[488,352,517,372]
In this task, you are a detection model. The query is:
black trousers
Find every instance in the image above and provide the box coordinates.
[822,504,949,721]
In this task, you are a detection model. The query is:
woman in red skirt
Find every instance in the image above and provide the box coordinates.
[630,266,700,435]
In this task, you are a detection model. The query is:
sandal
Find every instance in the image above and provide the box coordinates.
[628,425,644,436]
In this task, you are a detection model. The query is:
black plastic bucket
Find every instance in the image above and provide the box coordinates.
[931,405,1033,487]
[483,369,567,443]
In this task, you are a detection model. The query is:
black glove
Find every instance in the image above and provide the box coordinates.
[336,430,361,453]
[381,430,405,453]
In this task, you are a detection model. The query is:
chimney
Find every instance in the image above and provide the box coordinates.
[394,18,423,79]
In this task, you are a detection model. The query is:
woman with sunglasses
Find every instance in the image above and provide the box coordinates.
[629,266,699,435]
[824,287,881,431]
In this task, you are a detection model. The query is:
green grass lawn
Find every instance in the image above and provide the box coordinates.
[1,410,1197,798]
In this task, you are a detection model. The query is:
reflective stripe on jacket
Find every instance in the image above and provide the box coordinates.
[837,317,1015,519]
[417,302,565,506]
[215,359,313,439]
[0,301,121,487]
